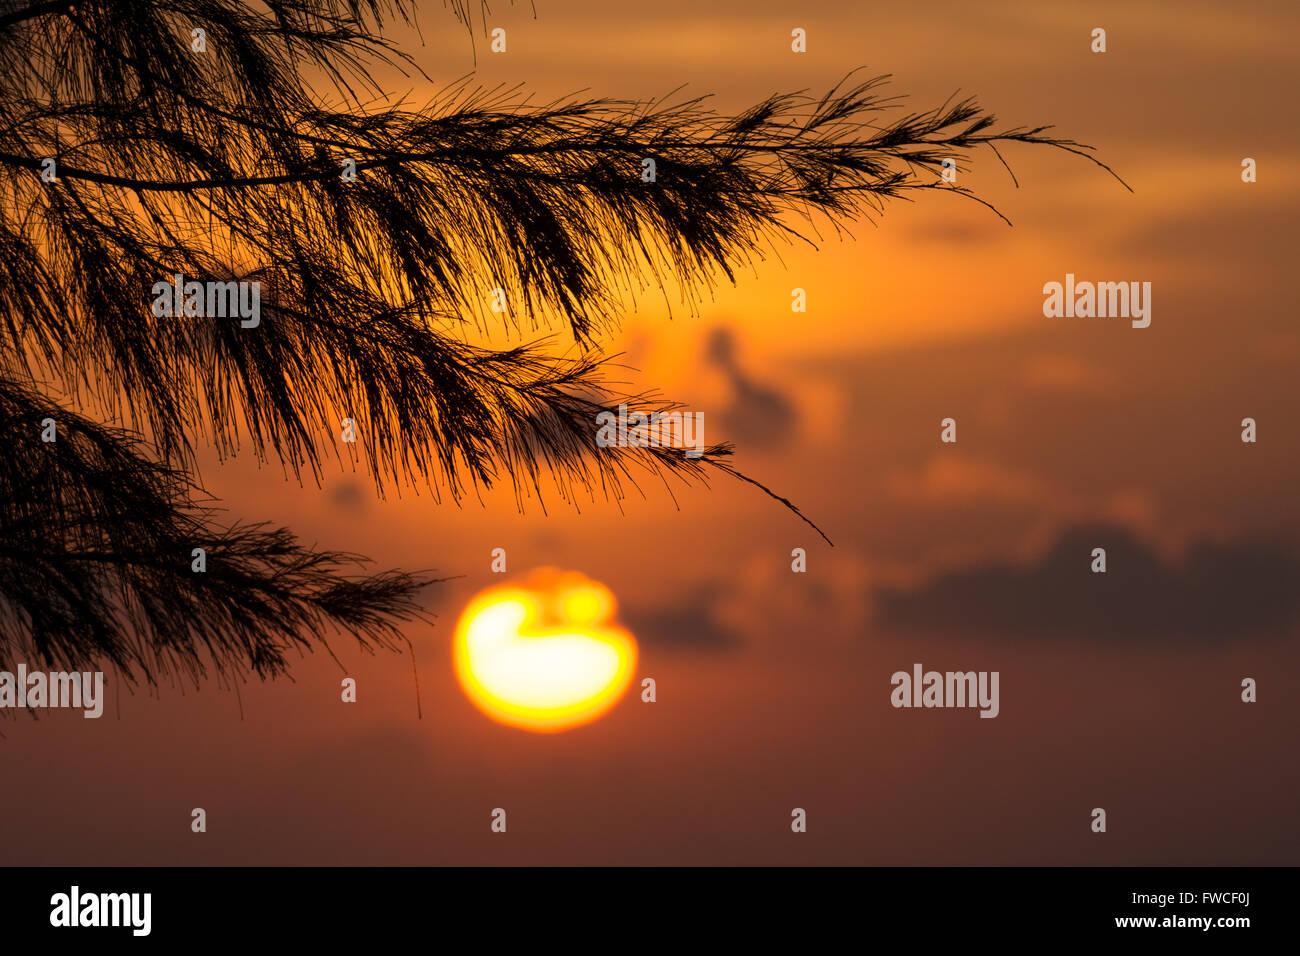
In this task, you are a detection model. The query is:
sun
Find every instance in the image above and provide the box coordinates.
[452,569,638,732]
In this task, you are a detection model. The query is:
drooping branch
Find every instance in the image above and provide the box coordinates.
[0,60,1124,507]
[0,1,75,32]
[0,375,438,684]
[0,0,1122,684]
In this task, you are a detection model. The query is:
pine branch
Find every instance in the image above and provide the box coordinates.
[0,0,1122,682]
[0,374,438,685]
[1,66,1122,493]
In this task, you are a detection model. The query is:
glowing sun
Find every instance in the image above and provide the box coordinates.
[453,569,638,732]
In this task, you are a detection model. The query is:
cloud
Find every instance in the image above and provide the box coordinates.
[329,478,368,513]
[621,547,875,652]
[904,214,1006,246]
[622,585,742,650]
[873,524,1300,642]
[703,326,797,450]
[1021,353,1112,394]
[887,455,1054,507]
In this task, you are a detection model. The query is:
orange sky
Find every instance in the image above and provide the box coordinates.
[4,0,1298,865]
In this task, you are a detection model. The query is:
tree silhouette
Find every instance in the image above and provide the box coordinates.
[0,0,1121,691]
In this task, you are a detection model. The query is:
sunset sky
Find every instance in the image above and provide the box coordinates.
[4,0,1298,865]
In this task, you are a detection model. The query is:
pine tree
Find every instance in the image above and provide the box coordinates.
[0,0,1121,690]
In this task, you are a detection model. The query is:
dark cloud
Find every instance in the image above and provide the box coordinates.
[329,478,368,512]
[904,215,1006,246]
[874,524,1300,642]
[703,326,797,450]
[622,585,741,650]
[1111,196,1299,265]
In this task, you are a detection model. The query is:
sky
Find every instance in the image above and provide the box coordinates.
[3,0,1298,865]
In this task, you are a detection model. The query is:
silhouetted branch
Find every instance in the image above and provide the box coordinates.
[0,0,1119,681]
[0,375,438,684]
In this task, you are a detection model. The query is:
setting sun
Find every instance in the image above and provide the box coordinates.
[452,569,638,732]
